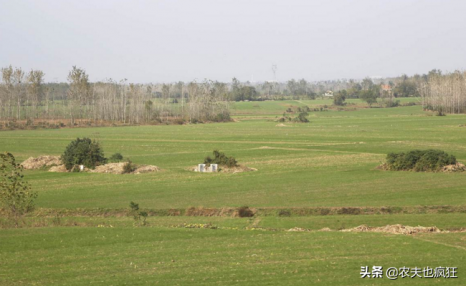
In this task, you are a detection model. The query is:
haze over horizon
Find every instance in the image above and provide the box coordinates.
[1,0,465,83]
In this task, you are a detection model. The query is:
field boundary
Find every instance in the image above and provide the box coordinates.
[7,205,466,218]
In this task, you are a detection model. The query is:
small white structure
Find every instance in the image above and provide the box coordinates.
[324,90,334,97]
[196,164,218,172]
[79,165,84,171]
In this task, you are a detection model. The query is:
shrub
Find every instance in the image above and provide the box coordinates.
[129,201,148,226]
[212,112,231,122]
[237,206,254,217]
[204,150,238,168]
[123,159,136,174]
[61,138,107,171]
[383,100,400,108]
[278,209,291,217]
[109,153,124,162]
[386,149,456,172]
[333,91,346,106]
[294,112,309,123]
[0,152,38,226]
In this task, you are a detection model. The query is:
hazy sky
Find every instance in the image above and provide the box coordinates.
[1,0,465,83]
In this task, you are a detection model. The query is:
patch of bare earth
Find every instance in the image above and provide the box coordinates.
[188,165,257,173]
[21,156,61,170]
[88,163,160,174]
[45,161,160,174]
[441,163,466,172]
[341,224,441,235]
[376,162,466,173]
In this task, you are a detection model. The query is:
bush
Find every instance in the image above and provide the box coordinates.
[61,138,107,171]
[0,152,38,226]
[294,112,309,123]
[237,206,254,217]
[109,153,124,162]
[204,150,238,168]
[129,201,148,226]
[123,159,136,174]
[212,112,231,122]
[333,91,346,106]
[386,149,456,172]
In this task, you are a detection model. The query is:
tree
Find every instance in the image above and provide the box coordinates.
[67,66,90,125]
[360,88,379,107]
[61,138,107,170]
[0,152,38,226]
[333,90,347,106]
[27,69,45,119]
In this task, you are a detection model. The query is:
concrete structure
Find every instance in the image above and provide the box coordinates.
[323,90,334,97]
[197,164,218,172]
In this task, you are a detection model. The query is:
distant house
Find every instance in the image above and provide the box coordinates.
[324,91,333,97]
[381,84,392,92]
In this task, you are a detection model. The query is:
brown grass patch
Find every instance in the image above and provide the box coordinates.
[341,224,441,235]
[21,155,61,170]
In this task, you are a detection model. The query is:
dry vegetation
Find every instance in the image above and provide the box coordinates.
[21,156,160,174]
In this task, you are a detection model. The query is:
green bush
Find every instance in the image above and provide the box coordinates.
[109,153,124,162]
[386,149,456,172]
[204,150,238,168]
[129,201,148,226]
[294,112,309,123]
[61,138,107,171]
[123,159,136,174]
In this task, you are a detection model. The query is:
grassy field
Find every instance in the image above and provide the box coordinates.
[0,99,465,285]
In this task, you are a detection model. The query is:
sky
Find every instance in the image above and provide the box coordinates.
[0,0,465,83]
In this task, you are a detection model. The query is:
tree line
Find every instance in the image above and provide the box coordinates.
[0,66,230,125]
[1,66,465,126]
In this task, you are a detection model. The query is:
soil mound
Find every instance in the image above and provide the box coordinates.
[189,165,257,173]
[48,162,160,174]
[287,227,309,232]
[89,163,160,174]
[275,123,287,127]
[89,163,126,174]
[376,162,465,173]
[48,165,67,172]
[133,165,161,174]
[341,224,440,235]
[441,162,466,172]
[21,156,61,170]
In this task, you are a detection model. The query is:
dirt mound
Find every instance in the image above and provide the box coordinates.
[89,163,126,174]
[441,162,466,172]
[188,165,257,173]
[49,162,160,174]
[221,165,257,173]
[21,156,61,170]
[275,123,287,127]
[341,224,441,235]
[133,165,161,174]
[287,227,309,232]
[89,163,160,174]
[319,227,332,232]
[377,162,465,172]
[375,163,389,170]
[48,165,67,172]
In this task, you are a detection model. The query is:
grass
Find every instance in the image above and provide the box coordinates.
[0,226,464,285]
[1,103,465,209]
[0,100,465,285]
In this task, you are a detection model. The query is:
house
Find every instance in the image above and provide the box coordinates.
[381,84,392,92]
[323,90,333,97]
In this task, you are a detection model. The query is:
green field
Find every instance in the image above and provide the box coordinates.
[1,99,465,285]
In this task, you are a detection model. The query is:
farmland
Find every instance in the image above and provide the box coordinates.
[1,99,465,285]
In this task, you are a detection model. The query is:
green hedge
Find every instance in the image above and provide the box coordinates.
[386,149,456,172]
